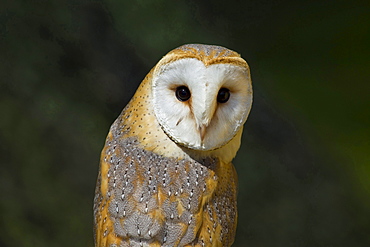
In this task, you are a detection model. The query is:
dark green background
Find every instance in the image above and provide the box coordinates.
[1,1,369,246]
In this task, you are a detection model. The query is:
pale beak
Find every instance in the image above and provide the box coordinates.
[199,125,207,142]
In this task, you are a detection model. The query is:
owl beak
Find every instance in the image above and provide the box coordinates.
[199,125,207,142]
[197,103,215,143]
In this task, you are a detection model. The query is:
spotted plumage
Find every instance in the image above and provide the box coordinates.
[94,44,252,247]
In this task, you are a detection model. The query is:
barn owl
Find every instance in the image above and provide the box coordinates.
[94,44,253,247]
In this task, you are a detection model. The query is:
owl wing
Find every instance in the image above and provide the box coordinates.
[94,119,237,247]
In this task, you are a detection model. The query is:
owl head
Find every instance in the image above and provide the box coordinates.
[151,44,252,151]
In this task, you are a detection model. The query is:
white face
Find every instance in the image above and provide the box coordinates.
[152,58,252,151]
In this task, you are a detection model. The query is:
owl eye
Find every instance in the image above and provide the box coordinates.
[175,86,191,102]
[217,88,230,103]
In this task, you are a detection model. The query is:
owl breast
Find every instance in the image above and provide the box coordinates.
[94,116,237,247]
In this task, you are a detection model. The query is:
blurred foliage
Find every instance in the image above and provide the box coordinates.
[0,0,369,246]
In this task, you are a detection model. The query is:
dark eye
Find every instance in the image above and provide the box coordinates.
[175,86,191,102]
[217,88,230,103]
